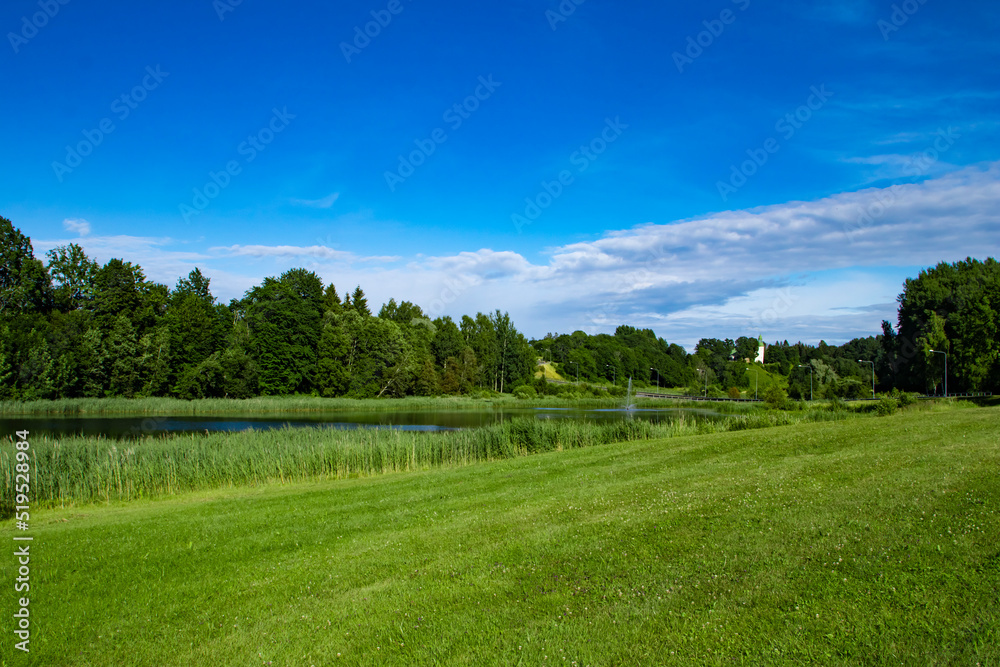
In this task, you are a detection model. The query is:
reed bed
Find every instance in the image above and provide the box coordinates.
[0,410,837,512]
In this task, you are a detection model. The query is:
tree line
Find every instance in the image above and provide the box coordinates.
[0,217,535,400]
[530,259,999,398]
[2,216,996,400]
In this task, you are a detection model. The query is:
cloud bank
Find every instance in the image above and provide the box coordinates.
[36,163,1000,350]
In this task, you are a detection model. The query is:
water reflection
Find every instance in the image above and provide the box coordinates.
[1,406,725,439]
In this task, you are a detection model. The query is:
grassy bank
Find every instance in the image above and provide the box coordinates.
[2,412,814,511]
[2,405,997,664]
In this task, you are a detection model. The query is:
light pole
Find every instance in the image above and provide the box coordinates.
[606,364,616,386]
[569,361,579,384]
[697,368,708,397]
[797,364,813,401]
[650,367,659,392]
[754,367,758,400]
[858,359,875,399]
[930,349,947,397]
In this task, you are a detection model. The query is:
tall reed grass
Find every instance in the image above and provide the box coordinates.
[0,410,841,513]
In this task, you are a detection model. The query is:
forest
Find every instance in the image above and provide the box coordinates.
[2,216,997,400]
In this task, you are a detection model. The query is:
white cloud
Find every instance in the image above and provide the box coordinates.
[62,218,91,236]
[34,163,1000,350]
[210,244,400,263]
[32,235,211,289]
[290,192,340,208]
[343,162,1000,348]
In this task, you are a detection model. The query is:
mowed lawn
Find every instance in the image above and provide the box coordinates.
[3,407,999,665]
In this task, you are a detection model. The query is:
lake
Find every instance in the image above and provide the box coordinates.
[1,407,725,439]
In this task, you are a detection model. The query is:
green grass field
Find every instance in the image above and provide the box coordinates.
[2,405,998,665]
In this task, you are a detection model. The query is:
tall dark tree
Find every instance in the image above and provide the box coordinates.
[242,269,324,394]
[165,268,225,392]
[92,258,165,335]
[431,316,465,367]
[351,286,370,317]
[323,284,342,314]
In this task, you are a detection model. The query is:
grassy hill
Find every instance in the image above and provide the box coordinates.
[534,360,565,381]
[3,405,998,665]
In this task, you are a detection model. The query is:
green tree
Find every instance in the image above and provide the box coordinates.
[243,270,324,395]
[431,316,465,367]
[350,286,370,317]
[219,318,259,398]
[106,314,141,397]
[46,243,99,312]
[415,357,440,396]
[463,313,498,390]
[0,216,52,315]
[316,311,351,397]
[138,327,172,396]
[165,268,225,391]
[323,284,342,314]
[93,259,165,336]
[895,257,1000,392]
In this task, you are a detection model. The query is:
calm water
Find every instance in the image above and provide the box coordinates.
[1,407,724,439]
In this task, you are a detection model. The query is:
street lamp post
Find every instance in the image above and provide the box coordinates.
[697,368,708,397]
[606,364,616,386]
[797,364,813,401]
[570,361,579,384]
[930,349,947,397]
[650,367,660,392]
[858,359,875,399]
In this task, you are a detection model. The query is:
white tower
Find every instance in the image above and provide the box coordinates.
[754,335,765,364]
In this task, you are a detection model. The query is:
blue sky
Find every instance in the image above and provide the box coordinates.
[3,0,999,350]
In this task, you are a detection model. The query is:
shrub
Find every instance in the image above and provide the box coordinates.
[875,397,898,416]
[763,384,787,410]
[727,387,742,399]
[513,385,537,399]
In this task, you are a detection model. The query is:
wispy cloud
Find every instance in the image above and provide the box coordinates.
[338,161,1000,347]
[211,244,400,264]
[36,163,1000,350]
[62,218,91,236]
[290,193,340,209]
[32,235,210,289]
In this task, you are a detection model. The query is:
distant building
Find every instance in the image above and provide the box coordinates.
[754,335,765,364]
